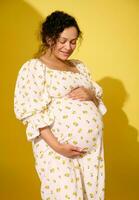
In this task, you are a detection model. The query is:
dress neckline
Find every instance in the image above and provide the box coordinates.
[35,58,81,74]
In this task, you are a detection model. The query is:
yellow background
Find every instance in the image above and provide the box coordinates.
[1,0,138,199]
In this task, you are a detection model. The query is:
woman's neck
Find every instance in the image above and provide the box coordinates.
[40,49,67,66]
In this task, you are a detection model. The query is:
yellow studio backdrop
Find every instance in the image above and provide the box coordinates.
[1,0,138,199]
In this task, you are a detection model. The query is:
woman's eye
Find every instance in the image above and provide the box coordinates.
[58,39,77,45]
[59,40,66,44]
[71,41,77,45]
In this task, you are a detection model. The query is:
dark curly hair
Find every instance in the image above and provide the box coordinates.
[34,10,83,58]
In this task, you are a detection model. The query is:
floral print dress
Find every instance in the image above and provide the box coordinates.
[14,58,107,200]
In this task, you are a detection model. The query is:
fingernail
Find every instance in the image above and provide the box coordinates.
[78,147,83,151]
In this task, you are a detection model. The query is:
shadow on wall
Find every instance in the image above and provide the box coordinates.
[1,1,44,200]
[98,77,139,200]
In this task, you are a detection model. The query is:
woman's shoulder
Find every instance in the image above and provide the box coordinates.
[20,58,42,69]
[18,58,44,75]
[69,58,88,71]
[69,58,84,65]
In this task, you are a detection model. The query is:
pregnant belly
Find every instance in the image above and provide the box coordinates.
[49,97,104,152]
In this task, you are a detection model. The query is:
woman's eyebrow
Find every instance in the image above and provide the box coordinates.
[60,37,78,40]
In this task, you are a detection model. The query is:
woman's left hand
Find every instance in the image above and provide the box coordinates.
[66,87,99,106]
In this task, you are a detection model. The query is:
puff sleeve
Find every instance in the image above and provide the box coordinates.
[14,59,55,141]
[74,59,107,116]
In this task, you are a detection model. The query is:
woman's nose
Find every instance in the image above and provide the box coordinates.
[65,42,72,50]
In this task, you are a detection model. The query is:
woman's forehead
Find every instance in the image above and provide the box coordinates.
[59,27,78,38]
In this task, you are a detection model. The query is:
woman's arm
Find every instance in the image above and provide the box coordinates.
[39,126,61,151]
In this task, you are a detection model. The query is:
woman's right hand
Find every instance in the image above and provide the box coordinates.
[56,143,87,158]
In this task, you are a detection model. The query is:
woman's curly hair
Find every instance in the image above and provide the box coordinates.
[34,10,83,58]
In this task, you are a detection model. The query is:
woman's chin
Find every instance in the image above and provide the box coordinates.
[58,55,70,61]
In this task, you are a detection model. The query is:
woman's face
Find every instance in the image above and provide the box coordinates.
[51,26,78,61]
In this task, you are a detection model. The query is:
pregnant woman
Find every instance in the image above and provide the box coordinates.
[14,11,107,200]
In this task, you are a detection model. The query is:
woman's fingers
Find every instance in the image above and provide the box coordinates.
[67,87,82,96]
[67,87,90,100]
[70,88,84,96]
[70,145,82,151]
[72,150,87,157]
[71,145,86,153]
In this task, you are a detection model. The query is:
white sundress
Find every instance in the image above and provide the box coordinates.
[14,58,107,200]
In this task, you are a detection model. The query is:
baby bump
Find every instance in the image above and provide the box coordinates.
[49,97,104,152]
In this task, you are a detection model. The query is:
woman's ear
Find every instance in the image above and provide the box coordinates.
[46,37,54,48]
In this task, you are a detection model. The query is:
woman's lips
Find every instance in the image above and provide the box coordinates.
[60,51,71,56]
